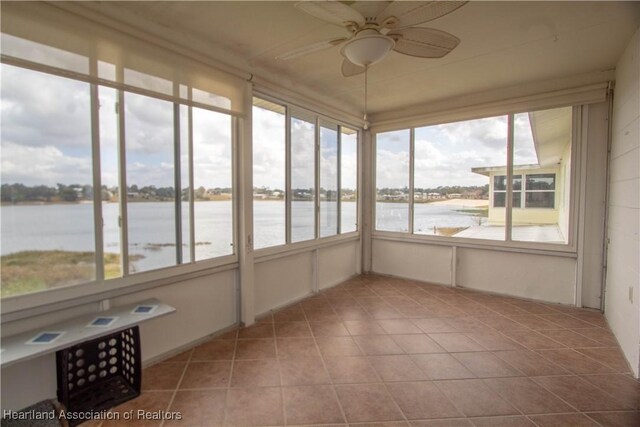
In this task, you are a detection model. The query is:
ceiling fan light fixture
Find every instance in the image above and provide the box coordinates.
[340,31,395,67]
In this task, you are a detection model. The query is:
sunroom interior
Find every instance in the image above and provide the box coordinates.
[1,1,639,426]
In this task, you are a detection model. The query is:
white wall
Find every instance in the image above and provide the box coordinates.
[1,270,238,411]
[372,239,452,285]
[255,240,360,315]
[605,28,640,377]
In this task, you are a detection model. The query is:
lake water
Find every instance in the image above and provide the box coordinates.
[1,201,479,272]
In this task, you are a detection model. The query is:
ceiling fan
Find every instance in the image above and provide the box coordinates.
[278,1,467,76]
[277,1,467,129]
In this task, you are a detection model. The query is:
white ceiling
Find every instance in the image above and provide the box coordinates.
[76,1,639,119]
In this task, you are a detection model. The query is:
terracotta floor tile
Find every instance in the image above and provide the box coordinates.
[324,356,380,384]
[464,331,522,351]
[304,308,341,322]
[470,416,536,426]
[536,349,614,374]
[273,308,307,322]
[163,350,192,363]
[585,411,640,427]
[234,338,276,359]
[397,306,435,318]
[533,375,632,411]
[280,357,331,386]
[575,347,631,372]
[179,361,231,389]
[164,389,226,427]
[378,319,423,334]
[343,320,387,336]
[536,329,601,348]
[482,377,574,414]
[275,321,313,338]
[355,335,404,355]
[412,318,459,333]
[538,314,594,329]
[570,327,618,346]
[411,354,475,380]
[391,334,446,354]
[493,350,568,376]
[257,313,274,323]
[230,359,280,387]
[191,339,236,361]
[474,316,528,332]
[386,381,462,420]
[368,355,428,382]
[452,352,522,378]
[214,329,239,340]
[527,413,600,426]
[499,329,566,350]
[309,321,350,337]
[580,374,640,409]
[334,306,371,320]
[410,419,472,426]
[316,336,363,357]
[507,315,561,330]
[105,391,173,427]
[276,337,321,358]
[142,363,185,391]
[238,323,275,339]
[428,334,486,353]
[335,383,404,423]
[435,379,518,417]
[366,306,406,320]
[442,317,492,333]
[283,385,345,425]
[225,386,284,426]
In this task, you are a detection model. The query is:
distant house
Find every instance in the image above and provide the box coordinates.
[471,107,572,238]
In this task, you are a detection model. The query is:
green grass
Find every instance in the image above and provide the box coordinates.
[1,250,142,298]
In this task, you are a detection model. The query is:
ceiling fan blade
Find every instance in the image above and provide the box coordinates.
[295,1,365,27]
[390,27,460,58]
[277,37,347,60]
[341,58,366,77]
[378,1,467,29]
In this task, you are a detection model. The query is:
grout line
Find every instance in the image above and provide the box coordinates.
[221,331,239,425]
[159,355,191,427]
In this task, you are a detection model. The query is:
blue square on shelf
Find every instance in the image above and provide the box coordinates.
[27,331,64,345]
[132,305,157,314]
[87,317,118,328]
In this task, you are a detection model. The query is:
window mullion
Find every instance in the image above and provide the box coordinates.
[90,83,105,282]
[117,89,130,276]
[188,104,196,263]
[337,126,342,235]
[409,127,415,234]
[285,107,292,244]
[315,116,320,239]
[506,114,514,242]
[173,103,183,264]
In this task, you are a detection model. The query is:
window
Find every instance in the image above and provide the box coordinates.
[291,111,316,243]
[340,127,358,233]
[376,106,572,245]
[252,98,286,250]
[1,65,95,297]
[376,129,410,232]
[320,123,338,237]
[252,97,359,249]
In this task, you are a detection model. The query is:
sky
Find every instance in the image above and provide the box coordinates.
[2,62,536,193]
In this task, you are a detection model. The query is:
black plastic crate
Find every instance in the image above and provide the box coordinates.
[56,326,141,426]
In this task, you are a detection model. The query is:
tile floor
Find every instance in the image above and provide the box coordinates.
[104,275,639,426]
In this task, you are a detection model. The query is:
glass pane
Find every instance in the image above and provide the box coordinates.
[253,99,286,249]
[341,127,358,233]
[526,192,555,208]
[99,86,123,279]
[124,92,176,273]
[376,130,410,232]
[1,65,95,297]
[291,113,316,242]
[180,104,191,263]
[513,107,571,244]
[192,107,233,260]
[414,116,507,240]
[320,125,338,237]
[493,192,521,208]
[526,174,555,190]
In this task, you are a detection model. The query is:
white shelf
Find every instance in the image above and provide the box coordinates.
[0,298,175,368]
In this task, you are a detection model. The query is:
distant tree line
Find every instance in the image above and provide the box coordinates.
[377,185,489,197]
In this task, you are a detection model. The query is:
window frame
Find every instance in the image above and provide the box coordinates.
[0,60,239,307]
[252,93,361,258]
[372,106,581,254]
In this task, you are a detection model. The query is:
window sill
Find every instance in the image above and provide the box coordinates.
[1,255,239,324]
[254,232,361,263]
